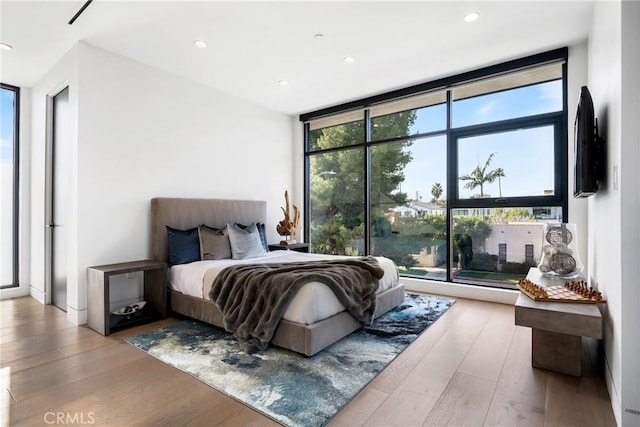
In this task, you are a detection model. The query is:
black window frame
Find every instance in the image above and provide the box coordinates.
[525,244,535,264]
[498,243,507,264]
[1,83,20,289]
[449,113,566,209]
[301,48,568,288]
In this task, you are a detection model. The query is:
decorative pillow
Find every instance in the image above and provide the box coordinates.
[227,222,267,260]
[166,226,200,265]
[235,222,269,252]
[198,225,231,260]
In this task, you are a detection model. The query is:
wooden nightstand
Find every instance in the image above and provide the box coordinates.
[87,260,167,336]
[268,243,310,253]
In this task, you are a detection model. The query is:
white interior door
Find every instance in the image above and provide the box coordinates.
[48,86,69,311]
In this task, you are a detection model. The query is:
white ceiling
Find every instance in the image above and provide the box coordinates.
[0,1,594,115]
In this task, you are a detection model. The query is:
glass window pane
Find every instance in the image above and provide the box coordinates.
[370,91,447,140]
[452,80,562,128]
[308,115,364,151]
[525,244,535,263]
[309,149,365,255]
[498,243,507,263]
[457,125,556,199]
[453,62,562,101]
[371,104,446,141]
[450,207,563,289]
[1,87,16,287]
[370,136,447,280]
[304,53,566,291]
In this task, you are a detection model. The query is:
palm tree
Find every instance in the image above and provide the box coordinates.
[494,168,505,197]
[459,153,505,198]
[431,182,443,202]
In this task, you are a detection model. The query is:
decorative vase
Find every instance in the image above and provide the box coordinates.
[537,223,583,278]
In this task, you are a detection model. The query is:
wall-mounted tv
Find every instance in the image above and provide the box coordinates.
[574,86,601,198]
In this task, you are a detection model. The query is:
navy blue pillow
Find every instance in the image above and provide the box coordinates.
[235,222,269,252]
[166,226,200,265]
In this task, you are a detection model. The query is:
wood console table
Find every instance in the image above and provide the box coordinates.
[87,260,167,336]
[514,268,603,376]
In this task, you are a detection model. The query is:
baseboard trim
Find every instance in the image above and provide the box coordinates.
[30,285,47,304]
[67,306,87,325]
[604,351,622,426]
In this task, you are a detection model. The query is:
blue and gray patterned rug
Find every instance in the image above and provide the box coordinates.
[125,293,454,427]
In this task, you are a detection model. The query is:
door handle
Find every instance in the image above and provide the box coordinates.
[46,223,59,228]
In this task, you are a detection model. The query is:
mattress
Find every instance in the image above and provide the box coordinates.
[168,250,400,325]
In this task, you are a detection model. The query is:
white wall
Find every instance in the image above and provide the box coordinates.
[588,1,639,425]
[567,42,590,272]
[485,223,544,264]
[29,42,296,324]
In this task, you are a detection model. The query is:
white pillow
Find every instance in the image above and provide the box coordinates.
[226,222,267,260]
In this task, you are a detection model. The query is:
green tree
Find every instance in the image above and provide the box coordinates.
[309,112,415,255]
[494,168,505,197]
[491,208,532,224]
[376,213,492,270]
[431,182,443,202]
[458,153,504,198]
[374,214,447,268]
[310,217,361,255]
[452,216,492,269]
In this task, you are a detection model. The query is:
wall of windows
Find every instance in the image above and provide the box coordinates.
[302,49,568,289]
[1,83,19,289]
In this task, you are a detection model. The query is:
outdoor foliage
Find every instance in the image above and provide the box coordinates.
[372,214,447,268]
[491,207,533,223]
[452,216,492,250]
[500,261,537,274]
[309,111,416,258]
[431,182,443,202]
[468,253,499,272]
[458,153,506,198]
[308,111,528,274]
[309,218,361,256]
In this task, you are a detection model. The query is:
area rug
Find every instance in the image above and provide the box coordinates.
[125,293,454,427]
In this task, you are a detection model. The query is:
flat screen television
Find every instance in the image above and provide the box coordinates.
[573,86,600,198]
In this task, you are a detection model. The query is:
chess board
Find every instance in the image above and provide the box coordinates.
[517,278,605,303]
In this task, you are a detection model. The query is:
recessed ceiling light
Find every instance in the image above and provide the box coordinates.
[344,56,355,63]
[193,40,207,48]
[0,43,13,51]
[278,80,289,86]
[464,12,479,23]
[314,33,324,40]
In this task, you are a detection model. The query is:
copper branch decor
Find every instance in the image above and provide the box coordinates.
[276,191,300,244]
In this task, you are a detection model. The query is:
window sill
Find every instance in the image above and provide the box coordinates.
[402,276,518,305]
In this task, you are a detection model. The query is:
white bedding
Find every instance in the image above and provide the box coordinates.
[168,250,399,325]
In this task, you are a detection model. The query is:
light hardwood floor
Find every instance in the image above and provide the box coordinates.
[1,295,616,427]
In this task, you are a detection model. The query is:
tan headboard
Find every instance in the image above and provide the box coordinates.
[150,198,267,262]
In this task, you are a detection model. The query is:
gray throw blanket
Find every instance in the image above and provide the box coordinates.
[208,257,384,353]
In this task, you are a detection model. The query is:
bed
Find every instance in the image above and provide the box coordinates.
[150,197,405,356]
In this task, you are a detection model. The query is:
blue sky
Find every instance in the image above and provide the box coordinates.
[0,88,15,163]
[399,80,563,201]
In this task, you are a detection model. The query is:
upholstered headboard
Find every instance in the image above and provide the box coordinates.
[150,198,267,263]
